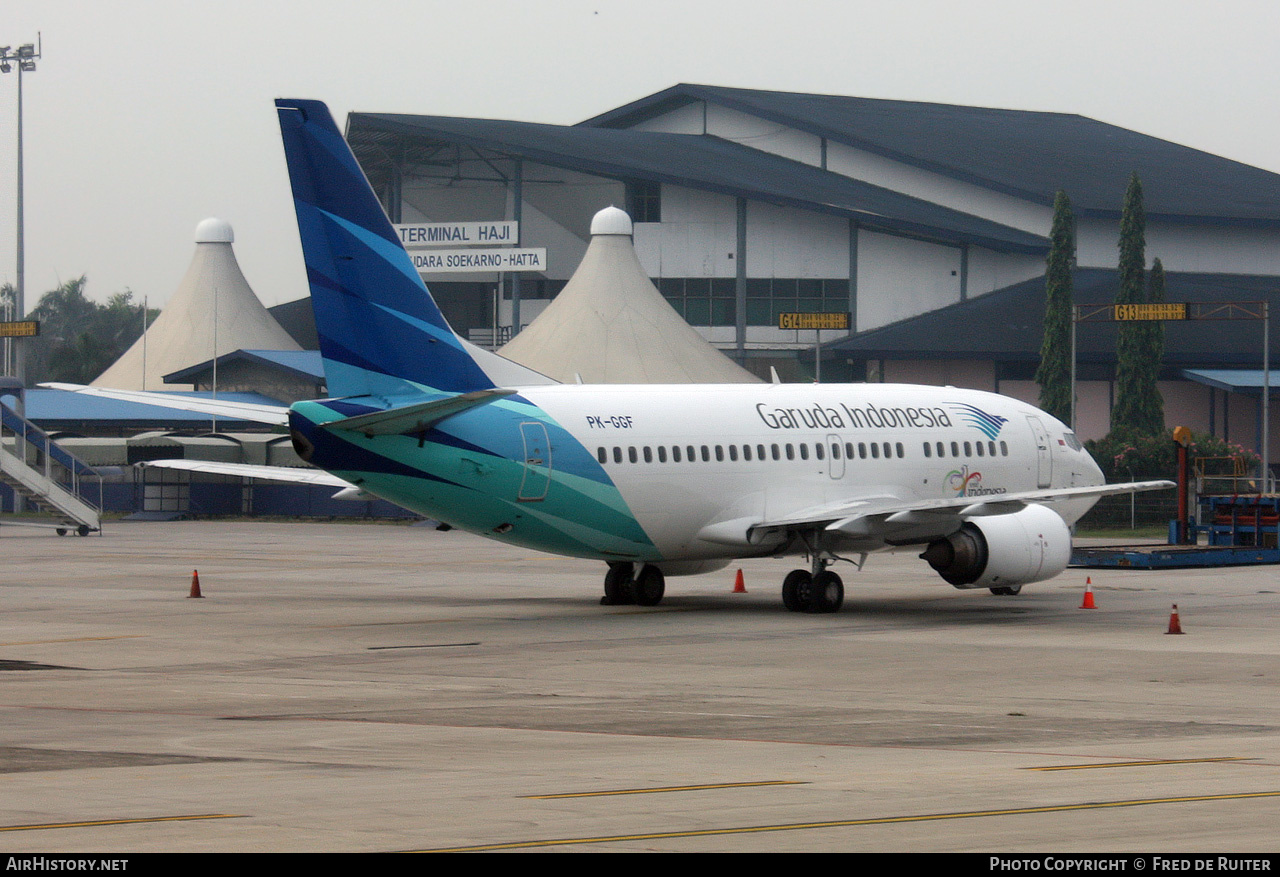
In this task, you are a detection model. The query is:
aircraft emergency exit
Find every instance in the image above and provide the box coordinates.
[52,99,1172,613]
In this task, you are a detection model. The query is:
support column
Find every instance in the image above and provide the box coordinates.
[848,221,859,333]
[735,197,747,364]
[510,159,523,337]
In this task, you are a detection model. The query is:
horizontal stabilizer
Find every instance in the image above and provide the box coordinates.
[321,388,516,437]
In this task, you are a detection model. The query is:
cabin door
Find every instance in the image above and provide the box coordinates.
[518,422,552,501]
[1025,415,1052,489]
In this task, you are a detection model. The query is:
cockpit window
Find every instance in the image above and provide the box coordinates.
[1063,432,1083,451]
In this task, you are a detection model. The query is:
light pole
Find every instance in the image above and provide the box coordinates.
[1,34,41,389]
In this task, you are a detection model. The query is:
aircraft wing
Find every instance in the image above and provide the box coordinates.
[138,458,351,487]
[40,383,289,427]
[758,480,1175,540]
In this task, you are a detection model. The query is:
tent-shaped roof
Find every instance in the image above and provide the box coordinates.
[499,207,761,384]
[93,219,301,391]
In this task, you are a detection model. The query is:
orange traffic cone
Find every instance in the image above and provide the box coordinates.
[1080,578,1096,609]
[1166,604,1184,635]
[732,569,747,594]
[188,570,203,599]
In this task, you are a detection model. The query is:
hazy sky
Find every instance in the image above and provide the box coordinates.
[3,0,1279,312]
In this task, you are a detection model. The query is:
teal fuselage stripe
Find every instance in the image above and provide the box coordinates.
[291,394,656,561]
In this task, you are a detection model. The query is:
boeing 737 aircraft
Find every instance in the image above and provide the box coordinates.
[53,99,1171,613]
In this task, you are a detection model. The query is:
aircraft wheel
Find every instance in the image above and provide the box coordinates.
[630,564,665,606]
[989,586,1022,596]
[602,562,635,605]
[809,570,844,614]
[781,569,813,612]
[77,525,91,537]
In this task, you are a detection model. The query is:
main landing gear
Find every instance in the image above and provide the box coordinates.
[781,558,844,614]
[601,561,665,607]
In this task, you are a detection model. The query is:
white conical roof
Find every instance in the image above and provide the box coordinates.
[93,219,301,390]
[500,207,760,384]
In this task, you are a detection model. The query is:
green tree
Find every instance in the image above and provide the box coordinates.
[1111,173,1164,436]
[1035,190,1075,424]
[1144,257,1167,427]
[24,277,157,384]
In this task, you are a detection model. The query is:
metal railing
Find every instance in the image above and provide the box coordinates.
[0,401,103,521]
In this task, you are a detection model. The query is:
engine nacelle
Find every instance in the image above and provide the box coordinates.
[920,504,1071,589]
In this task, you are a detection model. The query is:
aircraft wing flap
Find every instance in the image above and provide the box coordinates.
[321,388,516,436]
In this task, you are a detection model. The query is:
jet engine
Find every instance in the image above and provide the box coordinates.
[920,504,1071,589]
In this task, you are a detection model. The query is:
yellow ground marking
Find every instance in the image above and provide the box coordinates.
[524,780,806,799]
[1026,757,1253,771]
[411,790,1280,852]
[0,636,145,646]
[0,814,243,832]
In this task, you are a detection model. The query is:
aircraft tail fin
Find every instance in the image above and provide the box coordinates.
[276,99,513,398]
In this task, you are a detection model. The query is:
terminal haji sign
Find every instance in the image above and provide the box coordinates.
[393,221,546,274]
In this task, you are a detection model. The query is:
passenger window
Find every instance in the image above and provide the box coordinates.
[871,443,880,459]
[800,444,809,461]
[951,442,959,457]
[937,442,945,457]
[743,445,752,462]
[643,446,652,463]
[701,445,710,462]
[658,446,667,463]
[976,442,984,457]
[628,447,638,463]
[786,444,795,460]
[895,442,904,458]
[923,442,932,458]
[772,444,781,461]
[846,442,855,459]
[715,445,724,462]
[859,442,867,459]
[728,445,738,462]
[597,447,607,464]
[613,447,623,464]
[882,442,891,458]
[1000,441,1008,456]
[672,445,682,463]
[963,442,971,456]
[989,441,997,457]
[832,443,841,460]
[757,444,766,460]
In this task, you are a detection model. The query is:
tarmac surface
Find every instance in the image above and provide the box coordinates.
[1,519,1277,853]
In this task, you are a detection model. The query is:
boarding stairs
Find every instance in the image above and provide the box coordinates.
[0,401,101,535]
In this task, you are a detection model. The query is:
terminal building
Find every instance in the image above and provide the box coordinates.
[10,84,1280,524]
[346,83,1280,449]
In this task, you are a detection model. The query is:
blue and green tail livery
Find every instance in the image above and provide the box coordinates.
[276,99,655,561]
[276,99,494,398]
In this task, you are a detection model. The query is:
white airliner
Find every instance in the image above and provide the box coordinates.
[51,99,1171,613]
